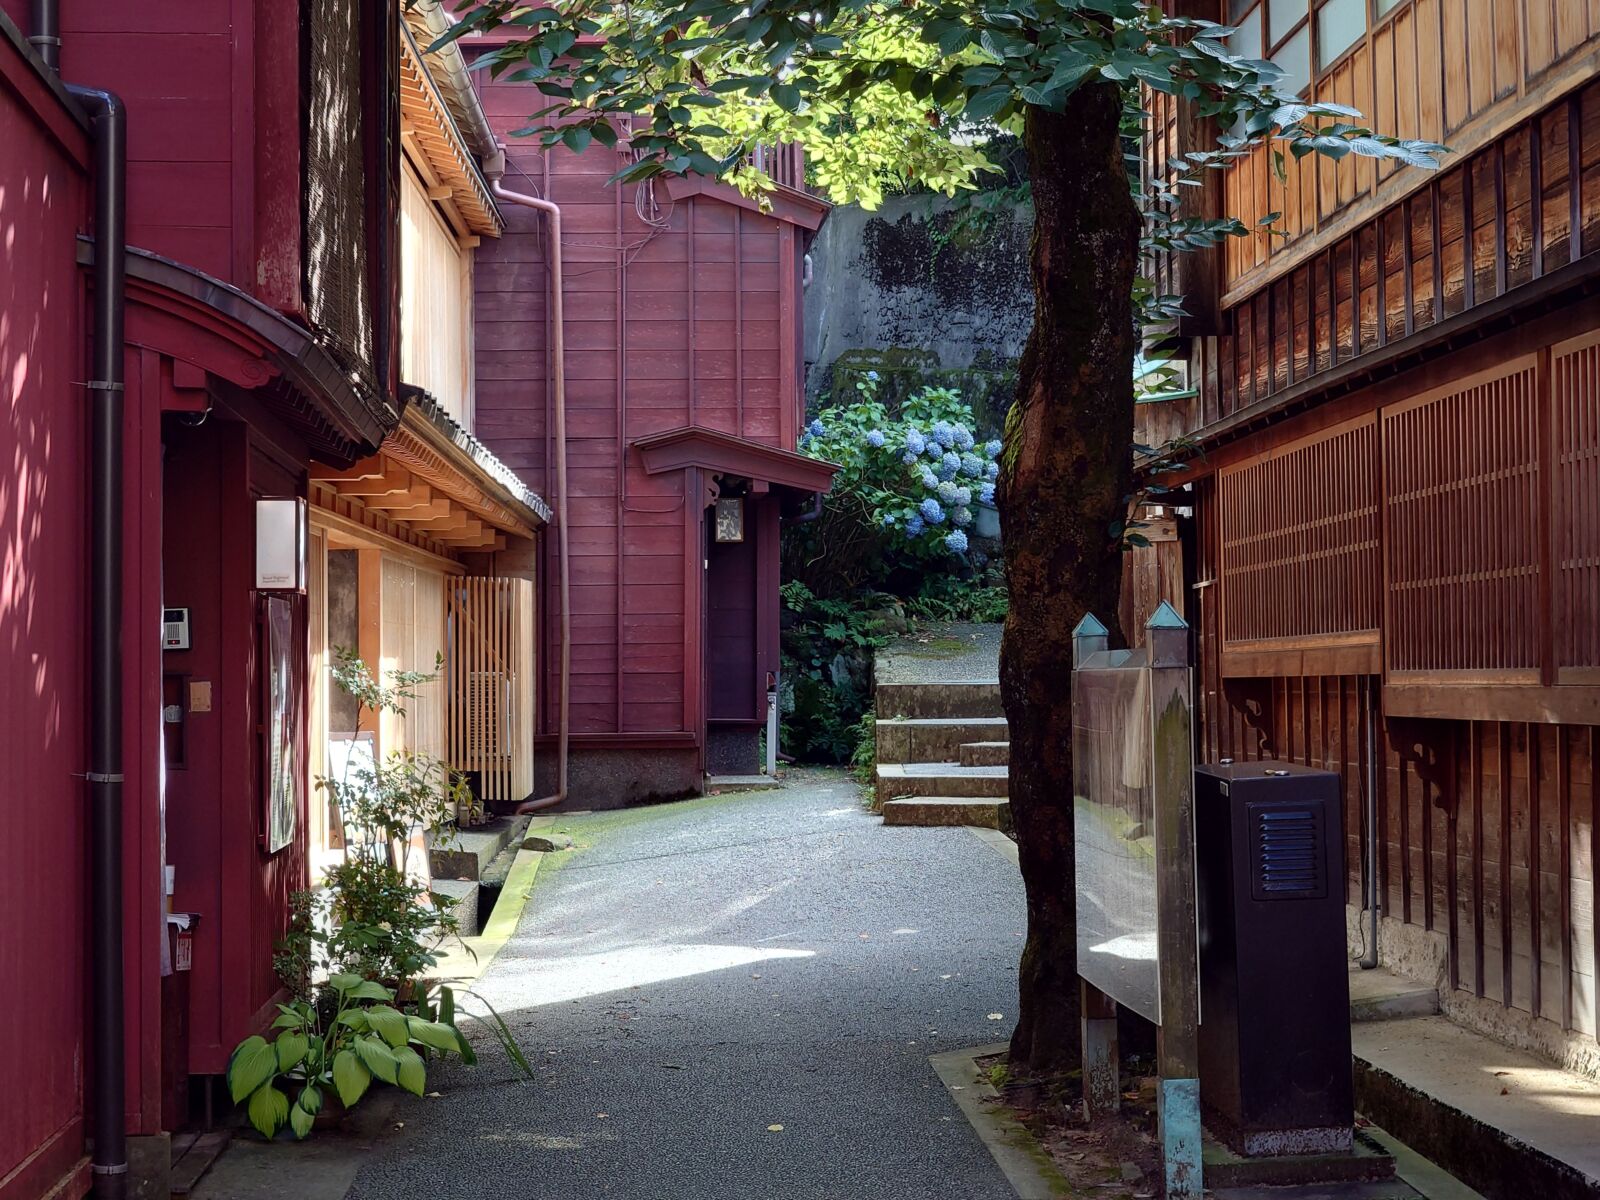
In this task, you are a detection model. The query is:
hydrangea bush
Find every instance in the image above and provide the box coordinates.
[794,376,1001,583]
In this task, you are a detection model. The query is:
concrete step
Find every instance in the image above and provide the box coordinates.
[959,740,1010,767]
[875,716,1009,764]
[429,878,480,937]
[1349,964,1441,1022]
[876,761,1009,806]
[874,680,1003,720]
[1353,1015,1600,1200]
[882,796,1012,832]
[428,814,529,882]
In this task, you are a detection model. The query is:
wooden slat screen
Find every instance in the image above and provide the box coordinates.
[1554,332,1600,679]
[1382,357,1543,679]
[447,577,536,804]
[1217,416,1380,653]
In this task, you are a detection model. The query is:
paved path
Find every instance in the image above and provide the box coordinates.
[876,622,1001,685]
[347,770,1026,1200]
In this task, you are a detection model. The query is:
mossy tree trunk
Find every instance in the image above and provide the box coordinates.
[997,88,1141,1076]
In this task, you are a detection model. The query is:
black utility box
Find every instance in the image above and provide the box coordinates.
[1195,760,1352,1156]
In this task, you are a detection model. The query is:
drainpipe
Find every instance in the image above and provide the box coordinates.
[35,3,129,1188]
[1360,681,1380,970]
[482,150,570,814]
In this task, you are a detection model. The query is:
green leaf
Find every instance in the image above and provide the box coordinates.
[354,1035,400,1085]
[288,1101,315,1140]
[345,980,393,1003]
[328,973,362,994]
[561,125,593,154]
[247,1085,290,1139]
[408,1018,465,1054]
[276,1032,309,1072]
[393,1045,427,1097]
[227,1036,278,1104]
[365,1005,411,1050]
[332,1050,372,1108]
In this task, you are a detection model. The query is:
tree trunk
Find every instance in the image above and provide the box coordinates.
[998,88,1141,1076]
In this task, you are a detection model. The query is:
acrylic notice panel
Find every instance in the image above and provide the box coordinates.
[1073,650,1160,1023]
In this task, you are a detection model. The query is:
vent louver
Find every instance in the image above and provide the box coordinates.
[1249,804,1325,901]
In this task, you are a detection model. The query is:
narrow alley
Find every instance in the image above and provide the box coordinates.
[347,773,1025,1199]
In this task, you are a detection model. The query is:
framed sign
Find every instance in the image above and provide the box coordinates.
[262,595,298,854]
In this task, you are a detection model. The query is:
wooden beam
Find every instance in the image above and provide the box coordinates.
[312,456,386,484]
[336,464,412,498]
[364,482,434,512]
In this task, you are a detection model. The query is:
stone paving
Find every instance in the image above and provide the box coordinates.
[344,768,1026,1200]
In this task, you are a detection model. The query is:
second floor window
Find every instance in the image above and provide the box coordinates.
[1228,0,1374,95]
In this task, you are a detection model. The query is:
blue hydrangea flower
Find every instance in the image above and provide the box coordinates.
[984,439,1003,457]
[960,453,984,478]
[938,451,961,480]
[925,439,945,460]
[809,418,826,436]
[936,481,959,503]
[919,466,939,490]
[919,498,946,525]
[904,514,925,537]
[952,506,973,527]
[866,370,880,381]
[866,429,886,448]
[944,529,969,554]
[953,486,971,507]
[978,482,996,505]
[984,461,999,480]
[880,512,895,527]
[953,425,974,452]
[932,421,957,449]
[904,429,926,456]
[902,450,920,465]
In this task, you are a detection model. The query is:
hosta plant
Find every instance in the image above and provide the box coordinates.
[226,972,471,1140]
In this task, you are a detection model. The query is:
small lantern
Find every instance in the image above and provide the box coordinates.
[714,496,745,543]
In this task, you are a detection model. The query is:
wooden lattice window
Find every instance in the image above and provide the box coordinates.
[1554,333,1600,681]
[1217,415,1380,674]
[1382,356,1542,681]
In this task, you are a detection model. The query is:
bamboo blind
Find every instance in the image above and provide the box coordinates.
[1555,332,1600,680]
[447,577,536,804]
[1383,357,1543,679]
[1217,415,1381,647]
[380,555,447,761]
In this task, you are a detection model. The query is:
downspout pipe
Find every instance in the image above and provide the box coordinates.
[35,2,129,1185]
[72,84,132,1200]
[1360,681,1380,970]
[482,150,570,814]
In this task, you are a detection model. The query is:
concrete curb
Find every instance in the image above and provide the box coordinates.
[929,1044,1072,1200]
[430,847,546,987]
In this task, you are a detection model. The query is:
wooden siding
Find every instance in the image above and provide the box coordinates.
[0,32,91,1198]
[471,68,807,743]
[1218,0,1600,296]
[1152,80,1600,447]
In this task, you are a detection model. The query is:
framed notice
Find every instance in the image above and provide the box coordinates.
[262,595,298,854]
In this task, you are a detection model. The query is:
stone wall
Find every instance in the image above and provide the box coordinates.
[804,192,1033,436]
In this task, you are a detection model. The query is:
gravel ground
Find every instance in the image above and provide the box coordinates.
[345,769,1026,1200]
[875,622,1002,685]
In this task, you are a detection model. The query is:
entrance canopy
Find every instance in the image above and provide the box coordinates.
[632,425,839,495]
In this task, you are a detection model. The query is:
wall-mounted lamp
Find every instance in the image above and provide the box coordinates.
[714,496,745,543]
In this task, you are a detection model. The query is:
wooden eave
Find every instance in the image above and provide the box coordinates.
[633,426,839,493]
[661,174,830,231]
[400,22,502,239]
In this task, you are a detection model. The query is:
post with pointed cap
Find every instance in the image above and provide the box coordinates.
[1072,611,1109,668]
[1146,600,1201,1198]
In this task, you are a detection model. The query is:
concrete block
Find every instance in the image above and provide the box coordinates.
[874,680,1003,719]
[874,717,1008,764]
[959,740,1010,767]
[876,762,1008,805]
[881,796,1010,830]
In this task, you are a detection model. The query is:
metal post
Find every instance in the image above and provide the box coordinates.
[1147,601,1202,1199]
[765,676,779,777]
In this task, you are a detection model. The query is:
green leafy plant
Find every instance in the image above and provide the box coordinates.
[226,973,469,1140]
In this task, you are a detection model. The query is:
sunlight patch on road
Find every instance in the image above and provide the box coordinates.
[486,943,816,1007]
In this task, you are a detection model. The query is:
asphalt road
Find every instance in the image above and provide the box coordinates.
[345,769,1027,1200]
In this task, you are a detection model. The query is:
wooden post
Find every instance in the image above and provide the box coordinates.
[1147,600,1202,1198]
[1072,612,1109,667]
[1080,978,1120,1118]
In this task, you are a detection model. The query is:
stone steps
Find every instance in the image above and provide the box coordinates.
[959,740,1010,767]
[876,761,1009,806]
[876,716,1009,765]
[428,814,529,882]
[882,796,1012,832]
[874,680,1004,720]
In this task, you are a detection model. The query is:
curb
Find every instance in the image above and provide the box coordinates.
[431,846,546,987]
[929,1044,1072,1200]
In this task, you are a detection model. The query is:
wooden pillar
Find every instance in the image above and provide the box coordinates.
[1148,600,1202,1198]
[357,548,383,753]
[1174,0,1224,337]
[1080,979,1120,1117]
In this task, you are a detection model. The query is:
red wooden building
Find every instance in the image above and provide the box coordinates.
[1132,0,1600,1119]
[468,46,836,800]
[1,1,404,1195]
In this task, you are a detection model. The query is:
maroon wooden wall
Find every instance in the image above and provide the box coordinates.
[0,27,92,1200]
[470,64,807,750]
